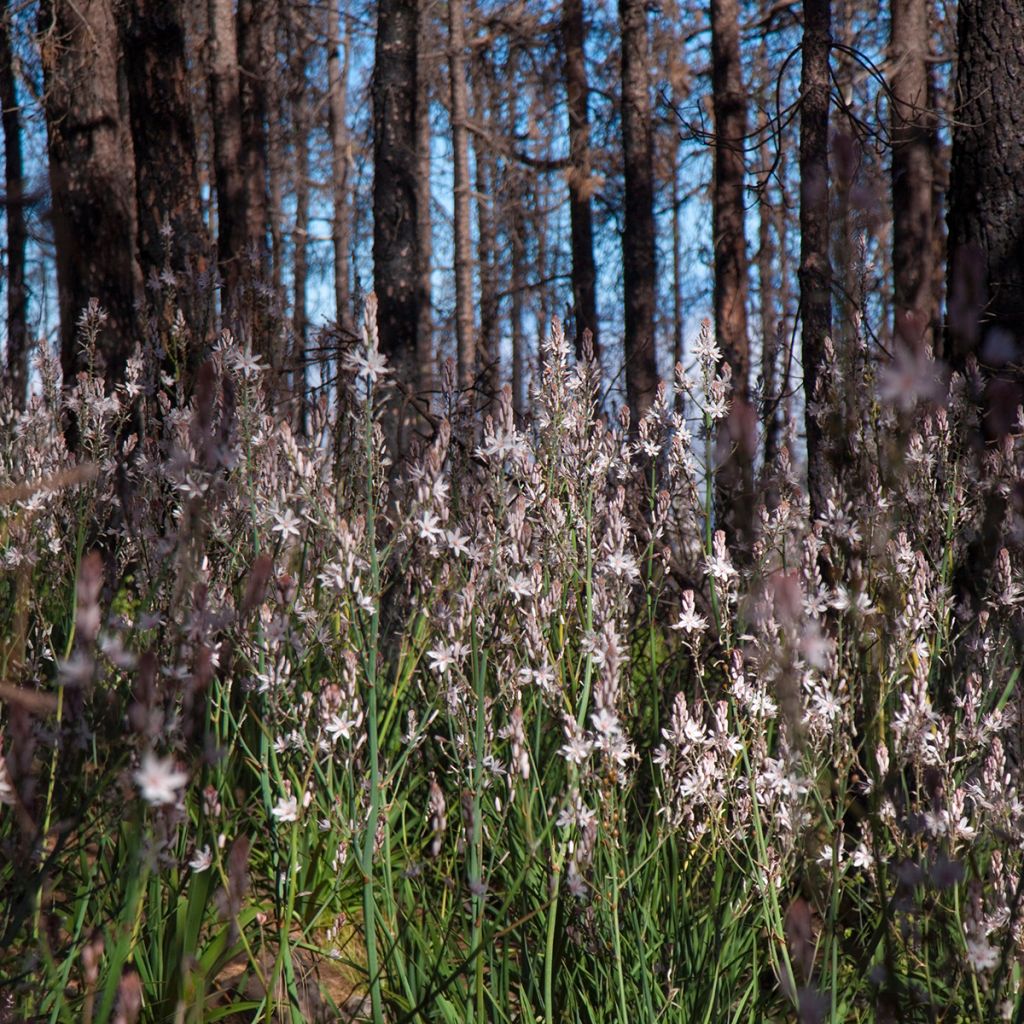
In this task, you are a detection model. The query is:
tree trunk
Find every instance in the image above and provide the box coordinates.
[890,0,934,353]
[40,0,142,388]
[710,0,753,548]
[372,0,420,377]
[122,0,209,358]
[290,6,309,427]
[448,0,474,390]
[947,0,1024,424]
[327,1,352,334]
[474,48,499,402]
[799,0,832,519]
[0,2,27,408]
[236,0,271,271]
[207,0,247,315]
[711,0,750,398]
[619,0,658,418]
[415,1,434,395]
[562,0,600,369]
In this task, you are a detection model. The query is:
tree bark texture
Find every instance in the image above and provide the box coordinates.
[619,0,658,418]
[327,1,352,334]
[711,0,750,398]
[207,0,248,312]
[946,0,1024,427]
[449,0,475,390]
[415,3,434,394]
[1,2,27,408]
[122,0,208,345]
[237,0,272,269]
[372,0,421,375]
[40,0,142,387]
[889,0,934,352]
[562,0,600,368]
[799,0,832,519]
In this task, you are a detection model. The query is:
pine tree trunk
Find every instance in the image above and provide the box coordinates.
[40,0,142,387]
[372,0,420,376]
[415,3,434,395]
[890,0,933,352]
[799,0,832,519]
[290,6,309,428]
[619,0,658,418]
[207,0,248,314]
[448,0,474,389]
[947,0,1024,405]
[327,2,352,334]
[474,49,499,403]
[236,0,271,270]
[711,0,753,549]
[122,0,209,360]
[0,3,27,408]
[562,0,600,368]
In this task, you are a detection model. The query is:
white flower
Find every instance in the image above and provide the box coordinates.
[507,572,535,602]
[189,846,212,872]
[325,711,357,742]
[590,707,620,738]
[343,345,389,385]
[134,752,188,807]
[271,795,300,822]
[415,510,443,543]
[231,345,265,379]
[601,550,640,582]
[965,935,999,973]
[272,508,302,541]
[671,590,708,634]
[559,735,593,766]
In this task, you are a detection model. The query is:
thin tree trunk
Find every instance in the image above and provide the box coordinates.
[562,0,600,369]
[890,0,933,353]
[947,0,1024,385]
[757,106,782,479]
[290,6,309,429]
[619,0,657,418]
[799,0,832,519]
[0,3,27,408]
[711,0,753,548]
[511,186,527,417]
[373,0,420,379]
[236,0,271,271]
[711,0,750,398]
[40,0,142,387]
[327,1,352,333]
[122,0,209,363]
[207,0,247,316]
[474,48,499,402]
[415,1,434,395]
[449,0,474,389]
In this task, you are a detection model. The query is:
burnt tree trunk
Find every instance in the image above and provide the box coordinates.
[40,0,142,387]
[372,0,420,377]
[448,0,474,390]
[947,0,1024,417]
[236,0,271,271]
[562,0,600,369]
[122,0,209,361]
[207,0,247,315]
[799,0,832,519]
[327,1,352,334]
[0,2,27,408]
[619,0,657,418]
[711,0,753,549]
[946,0,1024,616]
[890,0,934,352]
[415,1,434,394]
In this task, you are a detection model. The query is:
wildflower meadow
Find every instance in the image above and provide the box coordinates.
[1,295,1022,1023]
